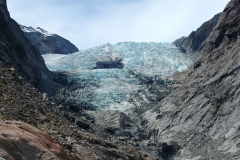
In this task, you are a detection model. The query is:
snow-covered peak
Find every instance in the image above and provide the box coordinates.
[20,25,35,33]
[20,25,54,36]
[35,27,49,34]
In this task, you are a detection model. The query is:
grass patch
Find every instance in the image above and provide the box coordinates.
[229,23,240,34]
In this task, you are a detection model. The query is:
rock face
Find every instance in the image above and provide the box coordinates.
[143,0,240,159]
[95,61,124,69]
[93,56,124,69]
[173,13,221,56]
[20,25,79,55]
[0,0,62,94]
[0,121,71,160]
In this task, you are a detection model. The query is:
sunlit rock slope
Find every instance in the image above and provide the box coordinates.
[142,0,240,159]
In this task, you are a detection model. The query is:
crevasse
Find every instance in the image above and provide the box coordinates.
[43,42,193,111]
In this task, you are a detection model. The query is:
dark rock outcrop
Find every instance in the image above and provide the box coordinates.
[0,0,62,94]
[93,56,124,69]
[143,0,240,159]
[174,13,221,56]
[20,25,79,55]
[94,61,124,69]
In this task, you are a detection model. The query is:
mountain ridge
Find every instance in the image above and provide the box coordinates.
[173,13,221,57]
[20,25,79,55]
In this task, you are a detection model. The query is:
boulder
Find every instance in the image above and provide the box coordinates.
[0,121,71,160]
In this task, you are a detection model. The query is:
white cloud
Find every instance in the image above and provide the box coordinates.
[7,0,230,50]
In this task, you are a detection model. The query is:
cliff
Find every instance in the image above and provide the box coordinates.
[174,13,221,57]
[0,0,62,94]
[143,0,240,159]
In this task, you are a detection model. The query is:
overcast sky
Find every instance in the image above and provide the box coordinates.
[7,0,230,50]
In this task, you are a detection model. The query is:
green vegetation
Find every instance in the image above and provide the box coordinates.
[229,23,240,34]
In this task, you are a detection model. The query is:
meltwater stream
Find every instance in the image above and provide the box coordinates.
[43,42,193,111]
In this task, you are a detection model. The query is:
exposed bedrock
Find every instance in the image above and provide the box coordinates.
[173,13,221,57]
[93,56,124,69]
[143,0,240,159]
[0,121,71,160]
[0,0,62,94]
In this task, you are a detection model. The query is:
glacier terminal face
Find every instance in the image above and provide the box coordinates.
[43,42,193,111]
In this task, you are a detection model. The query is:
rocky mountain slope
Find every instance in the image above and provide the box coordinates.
[0,53,149,159]
[142,0,240,159]
[0,0,62,94]
[20,25,79,55]
[173,13,221,57]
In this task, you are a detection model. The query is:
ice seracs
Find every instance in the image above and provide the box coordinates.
[43,42,193,111]
[43,42,193,76]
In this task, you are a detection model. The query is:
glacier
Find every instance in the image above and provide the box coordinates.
[43,42,193,111]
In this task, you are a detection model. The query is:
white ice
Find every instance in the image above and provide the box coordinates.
[42,42,193,111]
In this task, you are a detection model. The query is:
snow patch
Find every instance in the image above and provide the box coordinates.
[20,25,54,37]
